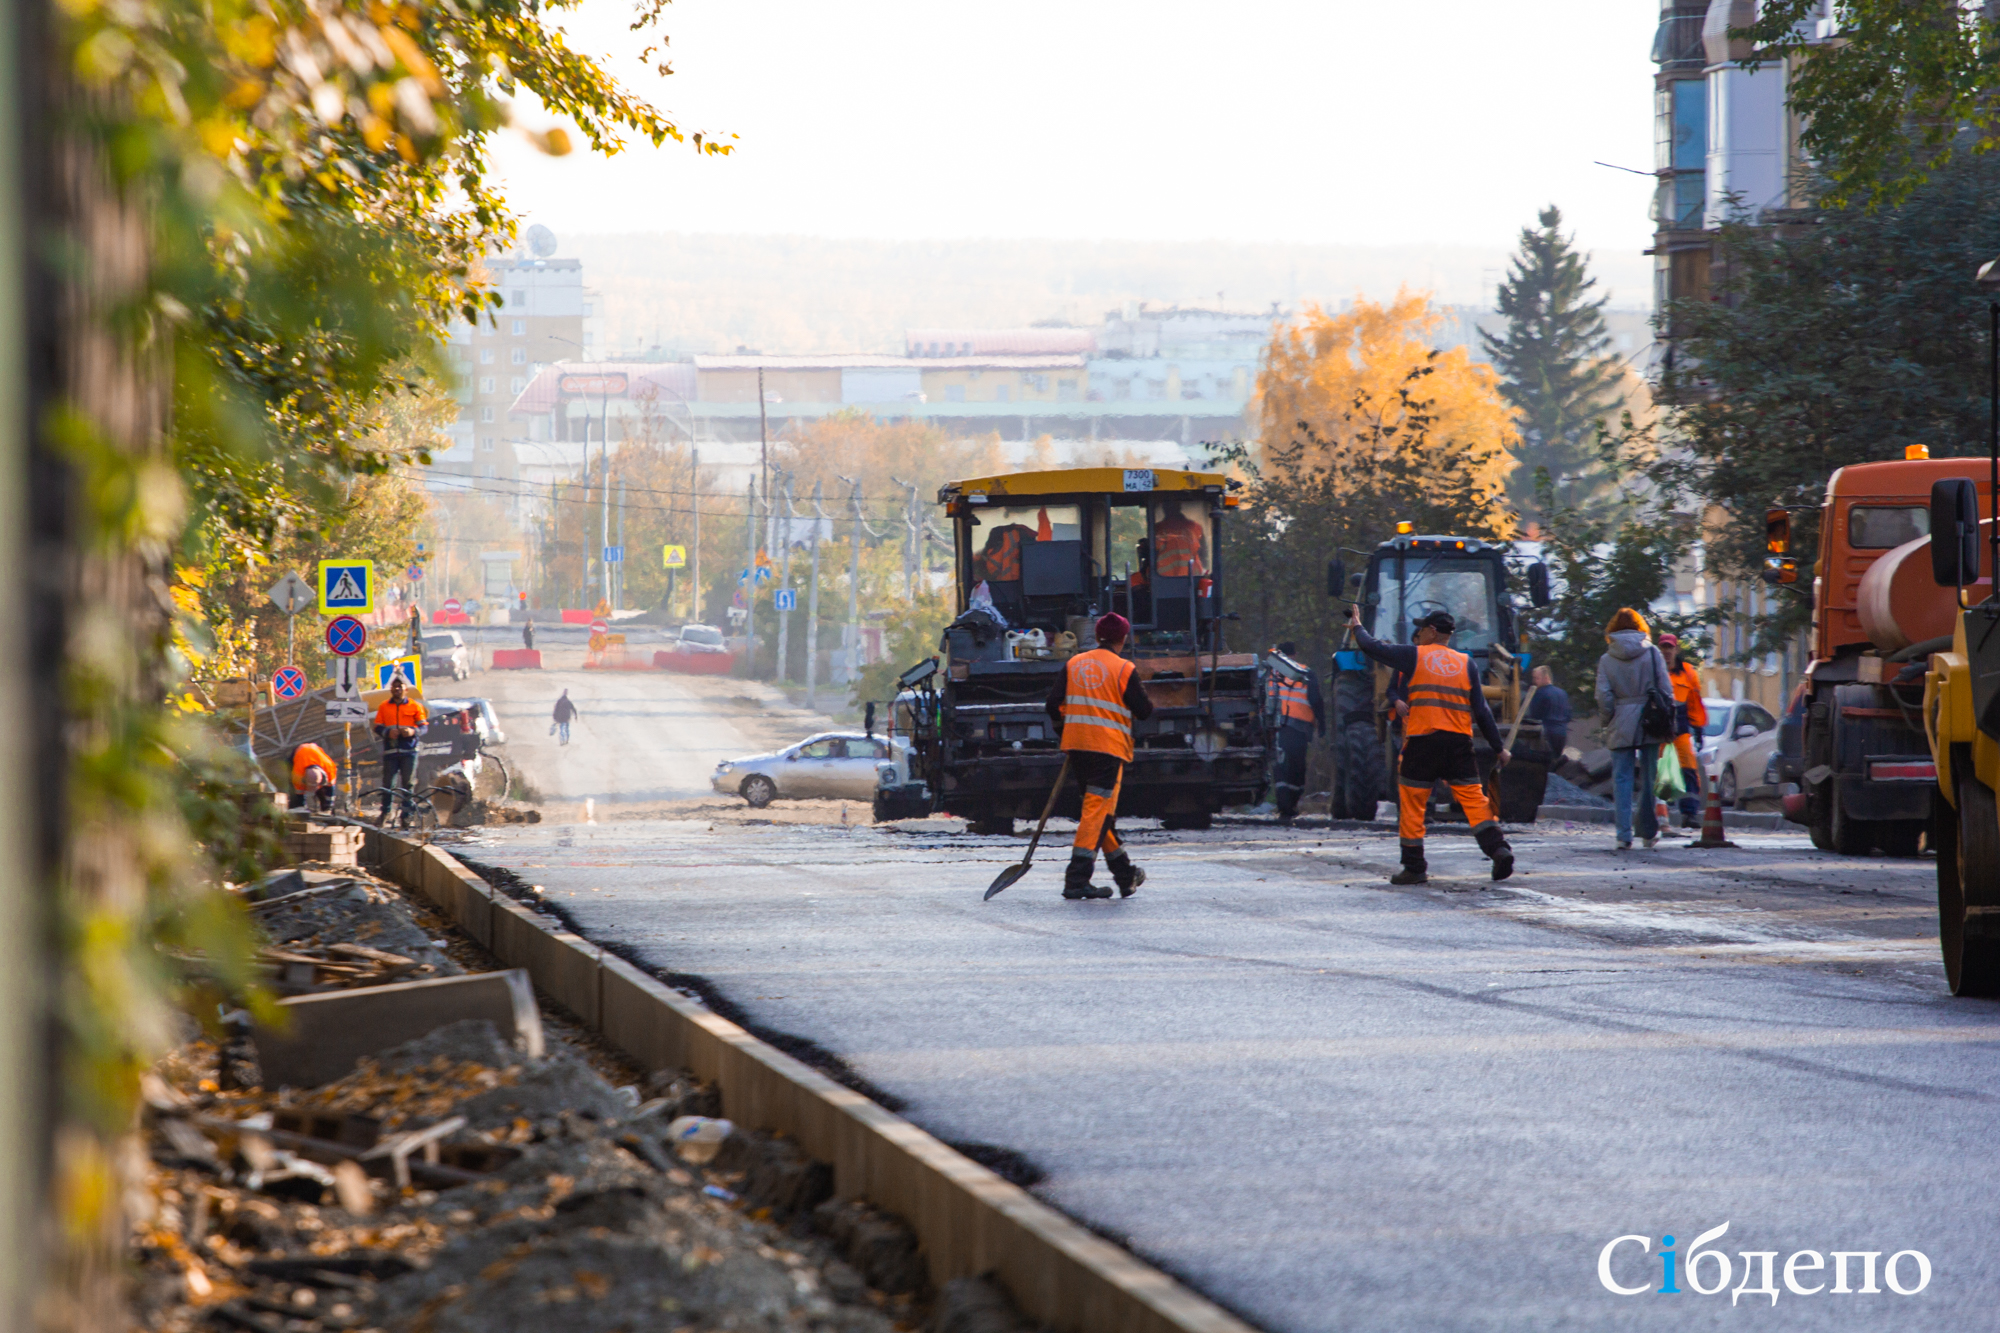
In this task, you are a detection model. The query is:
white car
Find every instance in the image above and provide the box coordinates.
[712,732,910,808]
[1698,696,1780,807]
[674,623,729,655]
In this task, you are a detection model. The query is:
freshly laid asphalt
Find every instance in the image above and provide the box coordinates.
[456,810,1999,1332]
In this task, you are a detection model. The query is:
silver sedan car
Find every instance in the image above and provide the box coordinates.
[712,732,910,808]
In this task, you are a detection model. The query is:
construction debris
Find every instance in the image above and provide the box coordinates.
[251,970,544,1089]
[136,864,966,1330]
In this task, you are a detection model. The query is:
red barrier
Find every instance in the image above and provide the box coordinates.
[655,650,737,675]
[490,649,542,670]
[560,609,594,625]
[431,611,470,626]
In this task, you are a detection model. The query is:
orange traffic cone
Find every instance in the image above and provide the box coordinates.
[1686,766,1738,850]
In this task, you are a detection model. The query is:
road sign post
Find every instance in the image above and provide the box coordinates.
[317,559,375,615]
[268,571,315,665]
[271,666,308,702]
[325,616,367,658]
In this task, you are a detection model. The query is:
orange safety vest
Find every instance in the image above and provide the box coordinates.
[374,699,428,730]
[1154,514,1207,577]
[978,526,1030,583]
[291,742,338,790]
[1668,660,1707,728]
[1405,644,1475,737]
[1275,676,1314,723]
[1061,648,1138,762]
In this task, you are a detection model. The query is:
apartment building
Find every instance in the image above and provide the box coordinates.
[436,255,585,489]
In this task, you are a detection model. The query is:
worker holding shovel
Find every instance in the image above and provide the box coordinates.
[1041,612,1155,900]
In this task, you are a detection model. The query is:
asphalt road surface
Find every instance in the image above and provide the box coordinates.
[453,811,1998,1331]
[472,657,838,812]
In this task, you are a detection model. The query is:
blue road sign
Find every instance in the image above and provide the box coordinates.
[324,615,368,657]
[317,559,374,614]
[271,666,308,701]
[603,545,624,565]
[774,589,797,611]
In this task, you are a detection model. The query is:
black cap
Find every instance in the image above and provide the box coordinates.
[1415,610,1456,635]
[1277,641,1298,656]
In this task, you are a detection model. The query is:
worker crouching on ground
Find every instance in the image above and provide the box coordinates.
[1344,603,1515,884]
[1268,642,1325,823]
[288,742,338,814]
[1045,612,1155,900]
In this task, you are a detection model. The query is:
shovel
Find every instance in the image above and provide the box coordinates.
[984,754,1072,900]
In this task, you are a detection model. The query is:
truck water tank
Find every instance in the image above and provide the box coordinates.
[1855,520,1993,651]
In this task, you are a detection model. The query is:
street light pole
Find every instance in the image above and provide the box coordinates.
[806,479,824,708]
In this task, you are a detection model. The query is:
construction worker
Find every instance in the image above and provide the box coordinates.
[1044,612,1155,900]
[1267,642,1324,823]
[288,741,339,814]
[372,675,428,823]
[522,615,535,652]
[1658,633,1708,826]
[1153,503,1208,578]
[974,520,1036,585]
[1345,602,1515,884]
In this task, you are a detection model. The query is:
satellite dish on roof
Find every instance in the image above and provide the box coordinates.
[524,224,557,258]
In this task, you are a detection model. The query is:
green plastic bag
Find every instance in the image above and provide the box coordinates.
[1656,745,1686,799]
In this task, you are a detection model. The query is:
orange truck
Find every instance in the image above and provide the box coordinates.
[1769,453,1992,854]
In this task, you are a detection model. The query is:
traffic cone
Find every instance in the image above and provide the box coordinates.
[1686,766,1737,850]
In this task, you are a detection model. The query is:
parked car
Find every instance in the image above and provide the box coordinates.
[422,631,472,682]
[427,696,505,747]
[1698,696,1780,807]
[674,623,729,655]
[713,732,909,808]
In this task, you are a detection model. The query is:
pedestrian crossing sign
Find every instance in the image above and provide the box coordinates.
[317,559,375,614]
[376,656,423,692]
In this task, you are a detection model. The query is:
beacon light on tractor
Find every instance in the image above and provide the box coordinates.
[875,467,1274,832]
[1322,528,1553,823]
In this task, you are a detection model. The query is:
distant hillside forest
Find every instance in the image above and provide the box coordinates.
[560,232,1653,359]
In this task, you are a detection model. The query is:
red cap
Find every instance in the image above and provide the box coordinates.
[1094,612,1131,644]
[1658,633,1679,647]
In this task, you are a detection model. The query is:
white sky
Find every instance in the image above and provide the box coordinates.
[490,0,1660,265]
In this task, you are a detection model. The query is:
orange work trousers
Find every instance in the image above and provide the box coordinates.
[1672,732,1698,773]
[1071,752,1125,861]
[1398,775,1498,847]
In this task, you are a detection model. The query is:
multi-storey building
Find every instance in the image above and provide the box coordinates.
[435,255,585,490]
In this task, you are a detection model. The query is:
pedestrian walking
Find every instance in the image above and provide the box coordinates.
[1266,642,1324,823]
[1044,612,1154,900]
[1595,608,1676,849]
[288,741,339,814]
[1344,602,1515,884]
[552,688,577,745]
[522,616,535,652]
[371,676,428,823]
[1658,633,1708,828]
[1522,665,1571,764]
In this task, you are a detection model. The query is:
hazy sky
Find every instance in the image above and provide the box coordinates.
[491,0,1660,265]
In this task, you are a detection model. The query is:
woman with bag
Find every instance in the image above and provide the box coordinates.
[1595,607,1676,849]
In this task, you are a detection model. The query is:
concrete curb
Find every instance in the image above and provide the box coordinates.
[1536,804,1786,831]
[363,829,1256,1333]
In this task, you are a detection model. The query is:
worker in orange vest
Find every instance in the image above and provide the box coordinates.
[288,742,339,814]
[975,522,1036,584]
[1346,603,1515,884]
[1153,507,1208,578]
[1658,634,1708,826]
[1266,642,1324,823]
[372,675,429,823]
[1044,612,1155,899]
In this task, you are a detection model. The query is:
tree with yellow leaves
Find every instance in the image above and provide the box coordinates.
[1213,293,1522,784]
[1255,291,1519,520]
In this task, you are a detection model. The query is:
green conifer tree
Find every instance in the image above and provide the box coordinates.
[1481,205,1625,522]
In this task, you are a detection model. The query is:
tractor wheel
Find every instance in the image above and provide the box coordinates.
[1807,787,1835,851]
[968,815,1015,836]
[1495,756,1548,824]
[1331,672,1382,820]
[1943,777,2000,996]
[1162,812,1213,831]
